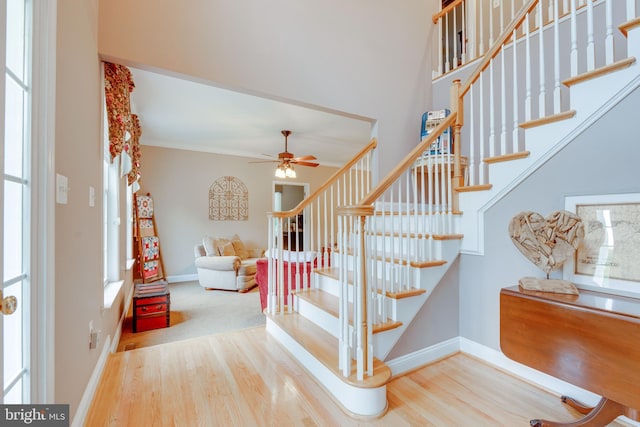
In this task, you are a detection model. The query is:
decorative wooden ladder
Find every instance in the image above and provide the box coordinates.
[133,193,166,283]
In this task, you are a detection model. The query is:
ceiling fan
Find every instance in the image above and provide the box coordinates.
[250,130,319,177]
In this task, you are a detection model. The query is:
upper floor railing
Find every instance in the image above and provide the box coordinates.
[440,0,638,187]
[432,0,637,79]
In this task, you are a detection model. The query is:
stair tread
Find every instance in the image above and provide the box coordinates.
[266,311,392,388]
[368,231,464,240]
[328,250,449,269]
[562,57,636,87]
[373,210,462,216]
[314,267,429,298]
[295,289,404,333]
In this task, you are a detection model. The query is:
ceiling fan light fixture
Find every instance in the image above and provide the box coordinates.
[275,161,296,178]
[285,164,296,178]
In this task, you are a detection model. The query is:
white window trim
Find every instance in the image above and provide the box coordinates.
[29,0,56,403]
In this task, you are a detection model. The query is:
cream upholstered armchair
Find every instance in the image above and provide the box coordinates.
[193,235,262,292]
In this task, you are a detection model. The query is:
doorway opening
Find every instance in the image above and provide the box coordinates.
[273,182,309,251]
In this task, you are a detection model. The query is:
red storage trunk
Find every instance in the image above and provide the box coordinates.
[133,281,170,332]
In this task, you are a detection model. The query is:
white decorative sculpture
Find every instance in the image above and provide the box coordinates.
[508,210,584,294]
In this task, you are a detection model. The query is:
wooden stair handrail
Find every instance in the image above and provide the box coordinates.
[431,0,464,24]
[356,113,457,206]
[270,138,377,219]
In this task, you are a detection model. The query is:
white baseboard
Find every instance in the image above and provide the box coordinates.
[71,334,112,427]
[72,281,135,426]
[110,283,135,353]
[385,337,459,377]
[165,273,197,283]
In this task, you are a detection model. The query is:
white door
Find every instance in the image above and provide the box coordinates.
[2,0,30,404]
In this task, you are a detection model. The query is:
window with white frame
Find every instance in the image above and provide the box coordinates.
[3,0,31,404]
[102,94,120,286]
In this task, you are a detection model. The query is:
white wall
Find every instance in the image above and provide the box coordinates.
[55,0,133,418]
[98,0,439,176]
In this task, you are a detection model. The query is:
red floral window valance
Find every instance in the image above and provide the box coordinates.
[104,61,143,186]
[127,114,142,185]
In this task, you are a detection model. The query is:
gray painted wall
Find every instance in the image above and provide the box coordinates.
[459,85,640,350]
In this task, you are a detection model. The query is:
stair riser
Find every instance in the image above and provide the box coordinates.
[296,293,397,337]
[369,212,458,234]
[315,272,406,311]
[369,236,444,260]
[296,296,340,336]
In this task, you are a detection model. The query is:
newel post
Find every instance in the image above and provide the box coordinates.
[450,79,464,212]
[337,205,375,380]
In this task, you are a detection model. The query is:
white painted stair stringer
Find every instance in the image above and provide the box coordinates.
[265,318,388,418]
[460,60,640,255]
[295,239,461,360]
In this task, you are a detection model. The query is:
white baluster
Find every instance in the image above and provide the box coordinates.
[467,0,476,61]
[479,2,485,55]
[437,17,443,76]
[479,73,487,184]
[489,58,496,157]
[512,28,521,154]
[570,0,578,76]
[628,0,636,21]
[500,48,507,155]
[525,12,532,121]
[470,81,476,186]
[453,6,459,70]
[461,0,467,64]
[489,0,494,47]
[553,0,561,113]
[586,0,595,71]
[500,0,505,35]
[605,0,614,65]
[445,13,451,73]
[538,2,546,118]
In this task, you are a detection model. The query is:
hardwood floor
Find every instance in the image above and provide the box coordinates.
[86,326,629,426]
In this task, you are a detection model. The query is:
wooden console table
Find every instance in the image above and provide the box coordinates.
[500,285,640,426]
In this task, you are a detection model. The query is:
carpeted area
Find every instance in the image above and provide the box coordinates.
[116,280,265,352]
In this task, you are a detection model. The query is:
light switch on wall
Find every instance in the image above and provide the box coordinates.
[56,173,68,204]
[89,186,95,207]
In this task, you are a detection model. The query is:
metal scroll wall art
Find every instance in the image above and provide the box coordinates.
[209,176,248,221]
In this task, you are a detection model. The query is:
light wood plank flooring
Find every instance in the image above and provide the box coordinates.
[85,326,628,426]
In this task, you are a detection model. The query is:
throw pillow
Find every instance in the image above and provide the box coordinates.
[202,235,217,256]
[218,241,236,256]
[231,235,249,260]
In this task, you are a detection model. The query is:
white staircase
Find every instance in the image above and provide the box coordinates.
[266,232,462,417]
[265,4,640,420]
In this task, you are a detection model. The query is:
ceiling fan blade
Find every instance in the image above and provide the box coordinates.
[293,154,317,161]
[248,160,279,164]
[292,161,319,167]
